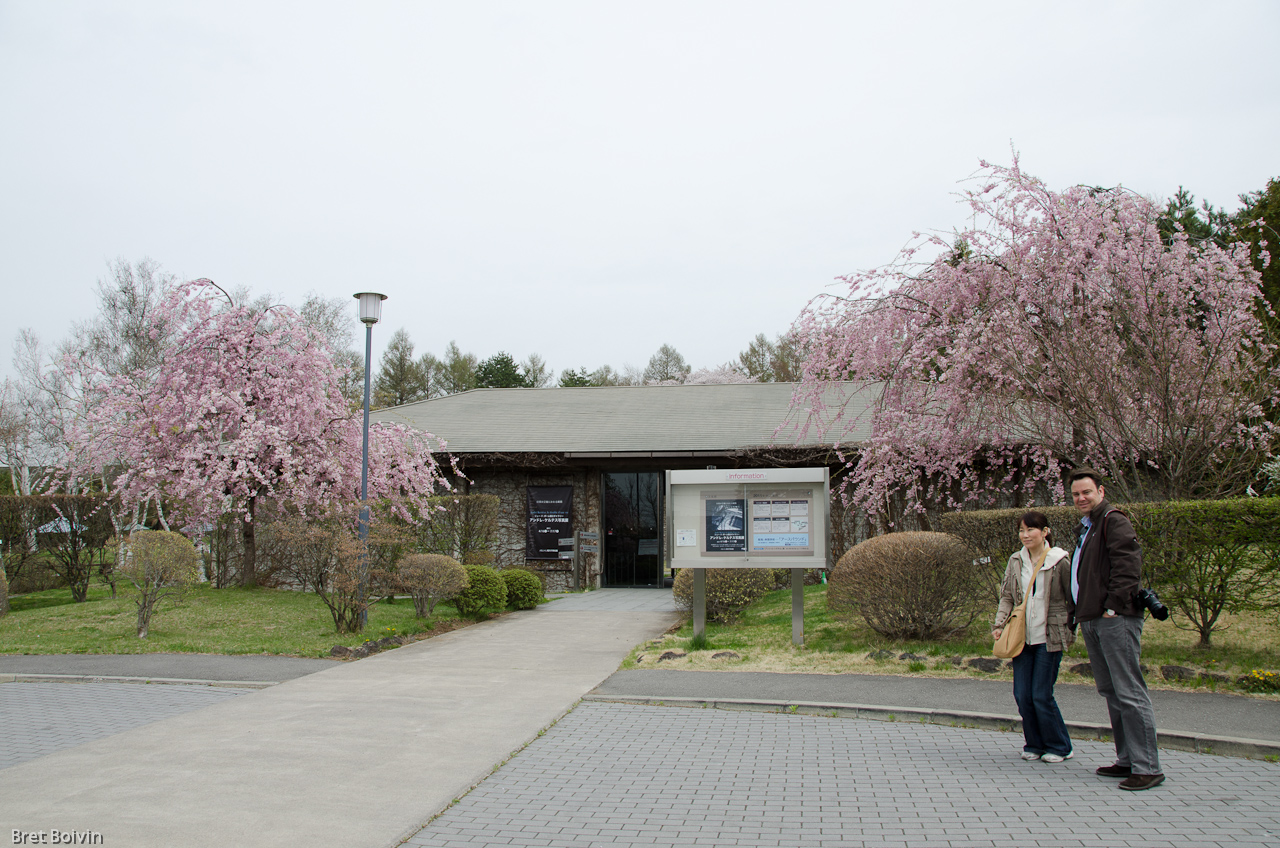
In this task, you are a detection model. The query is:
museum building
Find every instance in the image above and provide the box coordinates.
[371,381,869,591]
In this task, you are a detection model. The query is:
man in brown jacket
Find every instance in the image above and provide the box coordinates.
[1069,468,1164,790]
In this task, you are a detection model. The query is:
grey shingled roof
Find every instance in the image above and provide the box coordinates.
[370,382,873,455]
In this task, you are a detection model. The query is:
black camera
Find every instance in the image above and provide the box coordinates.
[1136,587,1169,621]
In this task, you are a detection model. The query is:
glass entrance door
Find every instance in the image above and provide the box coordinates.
[602,472,663,587]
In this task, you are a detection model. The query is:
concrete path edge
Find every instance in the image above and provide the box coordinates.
[583,694,1280,760]
[0,673,277,689]
[378,698,585,848]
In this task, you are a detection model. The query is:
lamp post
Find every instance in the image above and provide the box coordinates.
[354,291,386,630]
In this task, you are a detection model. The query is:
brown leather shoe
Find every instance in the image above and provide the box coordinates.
[1095,764,1132,777]
[1119,773,1165,791]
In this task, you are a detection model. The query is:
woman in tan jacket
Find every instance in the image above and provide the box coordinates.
[992,511,1076,763]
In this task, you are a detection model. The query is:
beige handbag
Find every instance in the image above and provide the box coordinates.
[993,552,1048,659]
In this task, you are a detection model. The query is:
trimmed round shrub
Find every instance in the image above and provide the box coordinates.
[397,553,468,618]
[449,564,507,618]
[501,568,543,610]
[673,568,773,624]
[827,531,980,640]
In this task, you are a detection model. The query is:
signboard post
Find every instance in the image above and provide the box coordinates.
[666,468,830,646]
[573,531,599,591]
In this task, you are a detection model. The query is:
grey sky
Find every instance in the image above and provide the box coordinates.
[2,1,1277,381]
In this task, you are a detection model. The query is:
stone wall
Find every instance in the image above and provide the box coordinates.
[465,467,602,593]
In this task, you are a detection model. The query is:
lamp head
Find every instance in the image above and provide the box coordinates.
[353,292,387,325]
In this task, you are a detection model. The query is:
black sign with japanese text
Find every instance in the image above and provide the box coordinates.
[704,497,747,553]
[526,486,573,559]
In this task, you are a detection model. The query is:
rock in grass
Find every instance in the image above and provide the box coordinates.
[657,650,687,662]
[711,651,741,660]
[1161,665,1196,681]
[329,645,353,658]
[967,657,1002,673]
[1069,662,1092,677]
[866,649,895,661]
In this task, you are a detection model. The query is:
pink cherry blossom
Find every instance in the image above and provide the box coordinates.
[62,280,451,584]
[789,158,1277,521]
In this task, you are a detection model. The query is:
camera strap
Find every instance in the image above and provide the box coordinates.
[1098,507,1123,551]
[1099,506,1149,609]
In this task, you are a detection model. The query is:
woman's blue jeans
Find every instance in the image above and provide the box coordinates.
[1011,643,1072,757]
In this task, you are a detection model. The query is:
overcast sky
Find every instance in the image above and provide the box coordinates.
[2,1,1277,382]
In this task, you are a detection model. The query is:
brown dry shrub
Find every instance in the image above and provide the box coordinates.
[397,553,468,618]
[413,494,500,563]
[462,549,496,566]
[673,568,773,624]
[827,531,981,640]
[267,511,388,634]
[770,568,824,588]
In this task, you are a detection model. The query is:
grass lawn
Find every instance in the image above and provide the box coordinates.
[629,583,1280,698]
[0,583,490,657]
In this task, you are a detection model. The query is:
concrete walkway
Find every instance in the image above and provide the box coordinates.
[0,594,680,848]
[5,588,1280,847]
[542,589,678,612]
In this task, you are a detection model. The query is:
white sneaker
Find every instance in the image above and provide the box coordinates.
[1021,751,1041,761]
[1040,751,1074,763]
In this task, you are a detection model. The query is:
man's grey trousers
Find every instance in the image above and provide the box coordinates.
[1080,614,1162,775]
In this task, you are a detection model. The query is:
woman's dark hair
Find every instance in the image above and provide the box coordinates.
[1018,510,1052,542]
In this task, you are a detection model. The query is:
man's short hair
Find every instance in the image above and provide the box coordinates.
[1068,467,1106,488]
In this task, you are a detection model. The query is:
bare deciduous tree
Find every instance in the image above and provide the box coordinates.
[642,343,690,384]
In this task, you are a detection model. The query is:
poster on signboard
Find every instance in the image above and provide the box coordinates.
[703,496,747,553]
[748,489,815,554]
[526,486,573,559]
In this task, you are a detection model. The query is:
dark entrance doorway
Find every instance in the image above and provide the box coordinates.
[602,472,663,587]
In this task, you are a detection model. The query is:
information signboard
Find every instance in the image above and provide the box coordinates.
[666,467,830,646]
[666,468,829,568]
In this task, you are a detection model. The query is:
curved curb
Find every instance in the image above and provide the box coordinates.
[582,694,1280,761]
[0,673,276,689]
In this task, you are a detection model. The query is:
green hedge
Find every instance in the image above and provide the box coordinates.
[1127,498,1280,647]
[0,495,114,601]
[940,498,1280,647]
[939,506,1079,597]
[501,568,543,610]
[448,564,507,619]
